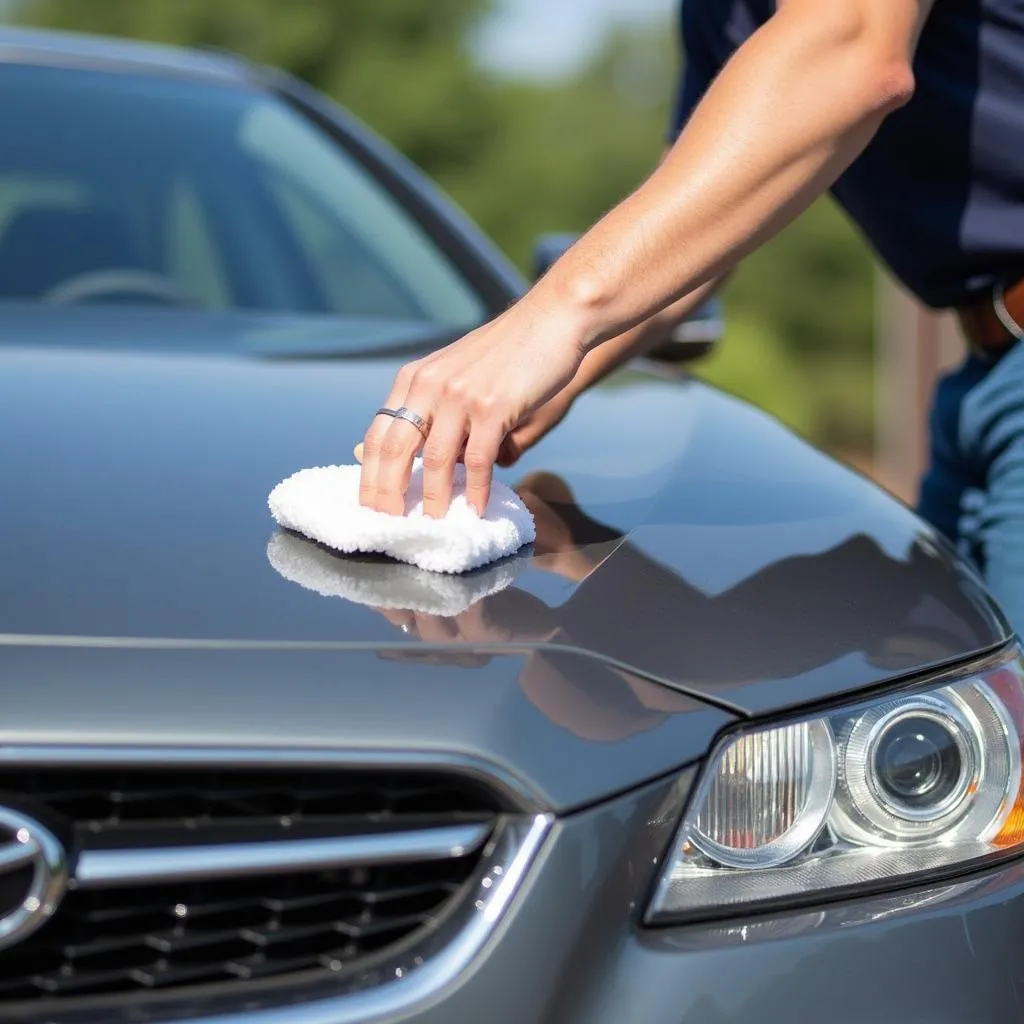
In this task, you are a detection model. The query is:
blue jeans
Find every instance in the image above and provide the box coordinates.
[918,339,1024,635]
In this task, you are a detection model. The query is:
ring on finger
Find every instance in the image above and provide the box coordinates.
[393,406,430,439]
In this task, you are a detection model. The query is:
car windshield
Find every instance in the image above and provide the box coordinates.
[0,62,487,331]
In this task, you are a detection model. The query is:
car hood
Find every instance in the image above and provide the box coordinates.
[0,312,1009,806]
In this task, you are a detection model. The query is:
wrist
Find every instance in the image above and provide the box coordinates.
[569,344,616,398]
[527,266,616,356]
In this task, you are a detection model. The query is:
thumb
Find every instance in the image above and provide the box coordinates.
[496,441,520,468]
[498,418,546,467]
[498,397,573,468]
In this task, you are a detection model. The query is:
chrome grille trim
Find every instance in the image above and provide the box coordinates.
[31,813,553,1024]
[73,822,492,888]
[0,748,554,1020]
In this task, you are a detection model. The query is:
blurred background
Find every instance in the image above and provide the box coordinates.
[2,0,961,502]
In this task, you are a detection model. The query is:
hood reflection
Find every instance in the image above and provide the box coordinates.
[266,473,697,741]
[267,471,1002,718]
[266,531,528,617]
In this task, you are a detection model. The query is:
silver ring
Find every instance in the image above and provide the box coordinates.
[393,406,430,438]
[375,407,398,419]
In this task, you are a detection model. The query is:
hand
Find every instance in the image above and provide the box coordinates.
[357,300,586,519]
[496,387,575,467]
[355,387,575,470]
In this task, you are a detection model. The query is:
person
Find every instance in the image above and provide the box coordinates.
[358,0,1024,632]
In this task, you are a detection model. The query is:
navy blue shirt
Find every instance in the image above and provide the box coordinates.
[669,0,1024,309]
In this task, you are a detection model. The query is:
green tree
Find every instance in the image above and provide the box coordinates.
[8,0,878,451]
[453,23,674,270]
[10,0,504,180]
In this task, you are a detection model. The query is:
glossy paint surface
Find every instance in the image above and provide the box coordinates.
[0,643,729,812]
[0,307,1007,724]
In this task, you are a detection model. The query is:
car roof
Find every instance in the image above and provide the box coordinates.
[0,25,250,84]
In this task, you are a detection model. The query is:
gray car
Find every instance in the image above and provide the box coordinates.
[0,26,1022,1024]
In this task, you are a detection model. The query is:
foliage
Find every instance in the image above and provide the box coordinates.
[8,0,877,450]
[9,0,504,180]
[711,200,876,449]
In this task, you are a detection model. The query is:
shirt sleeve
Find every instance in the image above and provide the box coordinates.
[667,60,716,143]
[666,0,744,143]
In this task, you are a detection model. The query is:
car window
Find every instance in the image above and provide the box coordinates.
[245,102,482,324]
[0,177,86,235]
[164,179,230,310]
[0,63,487,330]
[265,172,419,319]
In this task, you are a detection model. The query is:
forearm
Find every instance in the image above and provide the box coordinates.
[531,0,928,349]
[565,276,725,398]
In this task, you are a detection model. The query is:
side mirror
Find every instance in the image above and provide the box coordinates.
[647,294,724,363]
[531,232,724,361]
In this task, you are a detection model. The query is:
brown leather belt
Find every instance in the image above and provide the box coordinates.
[957,276,1024,358]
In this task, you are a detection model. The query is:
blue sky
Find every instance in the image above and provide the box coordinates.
[475,0,675,78]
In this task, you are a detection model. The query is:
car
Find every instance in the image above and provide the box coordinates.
[0,24,1021,1024]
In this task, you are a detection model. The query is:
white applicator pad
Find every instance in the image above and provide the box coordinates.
[268,460,535,574]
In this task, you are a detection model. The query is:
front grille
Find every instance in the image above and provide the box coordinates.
[0,853,477,1000]
[0,766,501,835]
[0,766,505,1010]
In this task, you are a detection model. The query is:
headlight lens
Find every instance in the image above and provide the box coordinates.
[648,648,1024,922]
[691,719,836,869]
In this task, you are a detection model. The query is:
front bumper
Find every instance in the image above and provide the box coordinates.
[404,778,1024,1024]
[29,770,1024,1019]
[75,772,1024,1024]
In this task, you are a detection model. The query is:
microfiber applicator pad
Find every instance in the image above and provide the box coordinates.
[268,460,535,574]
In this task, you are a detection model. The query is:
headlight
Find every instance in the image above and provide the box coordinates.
[648,647,1024,922]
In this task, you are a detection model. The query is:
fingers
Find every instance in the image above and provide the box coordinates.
[421,409,468,519]
[464,424,504,516]
[361,330,513,516]
[358,412,395,508]
[374,417,425,516]
[363,414,505,517]
[358,438,465,467]
[359,362,416,509]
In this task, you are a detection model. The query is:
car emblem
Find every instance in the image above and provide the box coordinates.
[0,806,67,951]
